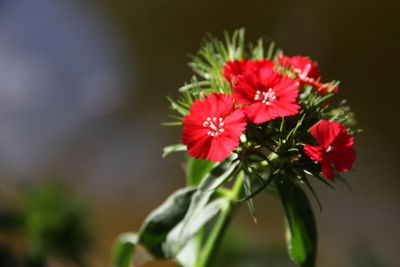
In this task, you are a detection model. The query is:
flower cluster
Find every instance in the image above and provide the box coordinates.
[112,30,361,267]
[166,31,357,182]
[180,55,355,179]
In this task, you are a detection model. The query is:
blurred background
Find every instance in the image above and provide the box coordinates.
[0,0,398,266]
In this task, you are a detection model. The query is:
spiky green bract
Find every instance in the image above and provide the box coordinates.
[164,28,277,126]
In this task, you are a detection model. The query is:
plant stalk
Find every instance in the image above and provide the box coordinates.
[195,172,244,267]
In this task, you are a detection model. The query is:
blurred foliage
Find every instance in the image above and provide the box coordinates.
[210,225,295,267]
[0,183,92,267]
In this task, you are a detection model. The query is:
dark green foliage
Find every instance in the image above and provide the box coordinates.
[22,184,91,266]
[277,180,317,267]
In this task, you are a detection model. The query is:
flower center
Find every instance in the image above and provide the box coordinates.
[325,145,333,153]
[254,88,276,105]
[203,117,225,137]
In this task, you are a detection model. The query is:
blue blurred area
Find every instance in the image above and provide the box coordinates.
[0,0,127,175]
[0,0,398,266]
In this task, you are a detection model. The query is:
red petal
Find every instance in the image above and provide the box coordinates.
[233,75,259,105]
[182,93,246,162]
[233,63,300,124]
[288,56,321,81]
[223,59,274,85]
[223,109,247,136]
[243,102,275,123]
[223,59,247,84]
[305,120,356,178]
[331,147,356,171]
[303,144,323,162]
[321,157,334,179]
[310,120,343,148]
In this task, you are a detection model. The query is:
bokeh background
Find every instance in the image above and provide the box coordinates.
[0,0,399,266]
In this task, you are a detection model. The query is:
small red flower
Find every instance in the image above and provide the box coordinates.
[278,55,338,93]
[182,93,247,162]
[232,65,300,124]
[304,120,356,179]
[223,59,274,85]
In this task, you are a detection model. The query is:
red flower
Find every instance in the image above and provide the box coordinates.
[232,65,300,124]
[223,59,274,85]
[304,120,356,179]
[278,55,338,93]
[182,93,247,162]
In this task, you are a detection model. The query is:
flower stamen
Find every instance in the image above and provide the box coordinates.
[254,88,277,105]
[325,145,333,153]
[203,117,225,136]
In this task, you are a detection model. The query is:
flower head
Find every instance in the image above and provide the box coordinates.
[223,59,274,85]
[182,93,247,162]
[278,55,338,93]
[304,120,356,179]
[232,65,300,124]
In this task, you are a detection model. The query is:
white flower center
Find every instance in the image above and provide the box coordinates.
[325,145,333,153]
[203,117,225,137]
[254,88,276,105]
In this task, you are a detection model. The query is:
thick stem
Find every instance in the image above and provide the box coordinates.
[195,173,244,267]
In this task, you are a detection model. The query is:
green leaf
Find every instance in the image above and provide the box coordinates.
[163,160,239,258]
[301,176,322,212]
[112,233,138,267]
[243,174,257,223]
[277,180,317,267]
[167,96,189,115]
[239,166,275,202]
[139,187,196,258]
[112,187,196,267]
[162,144,187,158]
[266,41,275,59]
[303,169,338,192]
[251,38,264,59]
[164,198,229,258]
[161,121,182,126]
[176,232,202,267]
[186,157,216,186]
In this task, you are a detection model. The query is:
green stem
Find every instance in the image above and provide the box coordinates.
[195,172,244,267]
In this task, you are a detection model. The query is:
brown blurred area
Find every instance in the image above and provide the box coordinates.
[0,0,399,266]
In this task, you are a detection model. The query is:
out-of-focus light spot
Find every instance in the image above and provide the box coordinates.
[78,73,123,116]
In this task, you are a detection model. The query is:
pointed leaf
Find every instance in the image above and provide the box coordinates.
[112,187,196,266]
[239,166,275,202]
[277,181,317,267]
[112,233,138,267]
[176,232,202,267]
[243,174,257,223]
[163,160,239,258]
[163,198,228,258]
[139,187,196,258]
[162,144,187,158]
